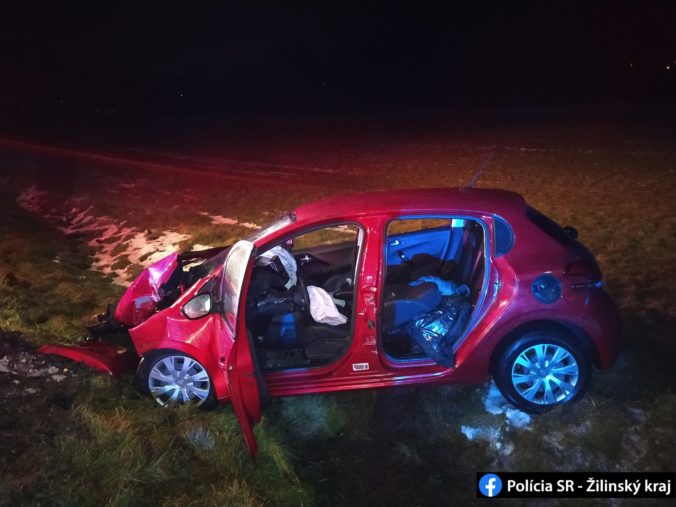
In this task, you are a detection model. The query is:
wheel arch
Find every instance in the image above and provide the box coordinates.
[137,345,210,371]
[489,319,599,376]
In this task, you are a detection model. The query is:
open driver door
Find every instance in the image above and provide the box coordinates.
[220,240,271,456]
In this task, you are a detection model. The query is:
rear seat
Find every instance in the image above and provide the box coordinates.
[385,253,441,284]
[382,282,443,331]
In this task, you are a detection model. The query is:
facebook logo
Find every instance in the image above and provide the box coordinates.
[479,473,503,497]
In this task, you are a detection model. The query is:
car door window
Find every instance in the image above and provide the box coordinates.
[220,240,254,331]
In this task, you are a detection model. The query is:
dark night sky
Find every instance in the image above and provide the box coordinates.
[1,1,675,118]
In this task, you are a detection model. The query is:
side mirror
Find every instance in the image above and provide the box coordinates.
[563,226,578,240]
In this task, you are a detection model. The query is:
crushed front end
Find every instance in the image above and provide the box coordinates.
[39,246,229,375]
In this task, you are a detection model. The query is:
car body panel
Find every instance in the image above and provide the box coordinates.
[37,341,138,376]
[224,243,265,456]
[115,252,180,327]
[131,310,234,401]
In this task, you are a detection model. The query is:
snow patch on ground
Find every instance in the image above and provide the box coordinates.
[191,243,216,251]
[83,222,188,286]
[483,381,532,429]
[198,211,260,229]
[461,425,501,443]
[458,381,532,457]
[199,212,237,225]
[17,186,189,286]
[460,424,515,455]
[125,230,191,267]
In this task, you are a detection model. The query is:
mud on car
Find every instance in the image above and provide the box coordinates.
[42,188,620,454]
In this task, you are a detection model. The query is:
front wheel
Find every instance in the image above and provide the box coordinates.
[493,329,591,413]
[137,352,217,409]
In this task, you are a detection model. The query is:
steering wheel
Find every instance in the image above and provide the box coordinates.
[293,274,312,317]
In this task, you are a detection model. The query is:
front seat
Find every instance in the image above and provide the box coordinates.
[301,324,350,363]
[382,282,442,331]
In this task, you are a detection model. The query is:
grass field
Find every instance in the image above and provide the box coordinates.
[1,112,675,506]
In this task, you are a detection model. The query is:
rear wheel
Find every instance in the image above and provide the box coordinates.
[493,329,591,413]
[137,352,216,409]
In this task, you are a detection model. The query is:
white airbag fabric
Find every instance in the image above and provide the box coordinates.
[307,286,348,326]
[258,246,297,289]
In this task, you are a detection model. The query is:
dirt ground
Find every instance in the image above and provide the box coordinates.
[1,109,675,506]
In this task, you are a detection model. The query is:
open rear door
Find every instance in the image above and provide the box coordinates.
[220,241,270,456]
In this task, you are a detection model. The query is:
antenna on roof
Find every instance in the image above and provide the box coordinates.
[465,152,495,190]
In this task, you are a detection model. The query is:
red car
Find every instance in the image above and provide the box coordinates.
[43,188,620,455]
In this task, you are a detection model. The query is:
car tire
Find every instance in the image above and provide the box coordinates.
[493,329,591,413]
[137,351,217,410]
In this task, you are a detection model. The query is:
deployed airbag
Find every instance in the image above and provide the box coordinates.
[258,246,297,288]
[307,285,348,326]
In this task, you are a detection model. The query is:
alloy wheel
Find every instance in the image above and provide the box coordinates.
[147,355,211,407]
[510,343,580,405]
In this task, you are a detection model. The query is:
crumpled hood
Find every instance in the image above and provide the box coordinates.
[114,253,179,327]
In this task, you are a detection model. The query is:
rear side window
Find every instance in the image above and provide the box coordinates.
[526,206,574,245]
[493,216,514,257]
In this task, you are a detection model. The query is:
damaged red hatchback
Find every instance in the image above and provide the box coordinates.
[43,188,620,455]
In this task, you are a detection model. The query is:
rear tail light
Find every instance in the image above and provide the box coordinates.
[564,259,603,289]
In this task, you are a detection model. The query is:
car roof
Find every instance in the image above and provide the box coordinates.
[294,187,526,222]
